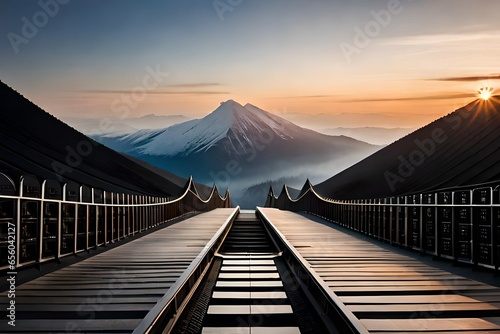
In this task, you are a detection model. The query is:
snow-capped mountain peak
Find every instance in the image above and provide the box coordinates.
[243,103,299,135]
[133,100,295,156]
[92,100,380,203]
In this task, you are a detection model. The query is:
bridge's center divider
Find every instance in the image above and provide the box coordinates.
[0,207,239,333]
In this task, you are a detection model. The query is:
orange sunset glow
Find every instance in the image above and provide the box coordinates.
[1,1,499,130]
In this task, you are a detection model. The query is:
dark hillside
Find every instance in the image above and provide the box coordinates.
[315,97,500,199]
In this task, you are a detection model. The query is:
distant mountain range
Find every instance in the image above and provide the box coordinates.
[65,114,416,146]
[281,111,440,131]
[92,100,380,207]
[320,127,414,145]
[315,97,500,199]
[63,114,190,135]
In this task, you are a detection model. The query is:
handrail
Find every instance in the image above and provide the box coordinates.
[0,174,231,272]
[266,179,500,272]
[268,179,500,204]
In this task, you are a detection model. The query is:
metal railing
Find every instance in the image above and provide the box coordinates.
[0,173,231,272]
[266,181,500,272]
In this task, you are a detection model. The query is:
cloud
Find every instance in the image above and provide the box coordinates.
[83,90,229,95]
[267,95,338,99]
[145,91,229,95]
[165,83,223,88]
[292,95,336,99]
[340,93,477,103]
[82,82,229,96]
[428,74,500,82]
[380,32,499,46]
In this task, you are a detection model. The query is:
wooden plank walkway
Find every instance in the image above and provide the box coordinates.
[0,208,238,333]
[258,208,500,333]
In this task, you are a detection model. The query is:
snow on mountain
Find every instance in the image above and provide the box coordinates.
[92,99,381,207]
[63,114,191,136]
[243,103,298,139]
[133,100,295,156]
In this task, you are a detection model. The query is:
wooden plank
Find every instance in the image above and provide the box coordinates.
[348,302,500,312]
[360,318,500,331]
[17,282,177,290]
[322,275,465,281]
[326,280,482,287]
[14,303,156,312]
[331,285,494,293]
[313,271,457,277]
[0,319,141,332]
[14,289,170,296]
[340,295,494,304]
[0,296,159,304]
[372,332,500,334]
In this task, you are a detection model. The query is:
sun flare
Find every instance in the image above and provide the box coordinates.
[477,87,493,100]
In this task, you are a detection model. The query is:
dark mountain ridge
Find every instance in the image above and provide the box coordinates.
[0,81,206,197]
[315,97,500,199]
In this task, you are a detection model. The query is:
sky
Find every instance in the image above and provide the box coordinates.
[1,0,500,128]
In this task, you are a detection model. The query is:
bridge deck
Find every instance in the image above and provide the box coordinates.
[0,208,238,333]
[258,208,500,333]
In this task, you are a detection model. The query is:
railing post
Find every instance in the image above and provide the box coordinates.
[453,190,472,264]
[472,187,493,267]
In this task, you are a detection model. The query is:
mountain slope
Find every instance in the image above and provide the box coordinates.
[94,100,380,203]
[320,127,414,145]
[123,100,296,156]
[0,81,207,197]
[315,97,500,199]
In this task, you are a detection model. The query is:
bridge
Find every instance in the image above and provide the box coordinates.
[1,173,499,333]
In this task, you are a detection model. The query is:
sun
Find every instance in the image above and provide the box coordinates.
[477,87,494,100]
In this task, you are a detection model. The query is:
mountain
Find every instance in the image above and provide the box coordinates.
[236,177,303,209]
[319,127,414,145]
[132,114,191,130]
[93,100,380,206]
[0,81,208,198]
[282,111,441,130]
[124,100,303,157]
[315,97,500,199]
[62,114,191,136]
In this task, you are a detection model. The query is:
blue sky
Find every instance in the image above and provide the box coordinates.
[1,0,499,125]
